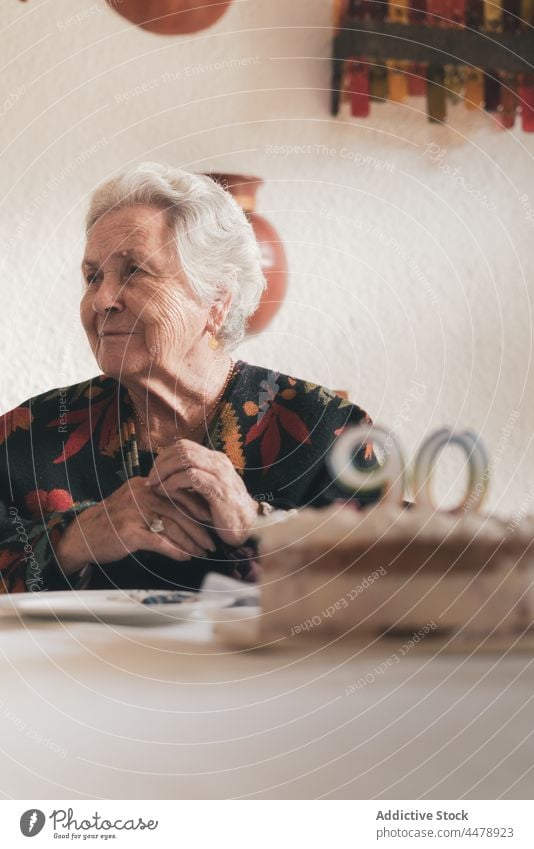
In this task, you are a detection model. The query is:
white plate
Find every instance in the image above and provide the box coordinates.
[0,589,205,626]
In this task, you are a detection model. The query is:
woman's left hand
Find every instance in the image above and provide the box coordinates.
[145,439,259,547]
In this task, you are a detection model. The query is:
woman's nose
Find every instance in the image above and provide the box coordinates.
[91,273,125,315]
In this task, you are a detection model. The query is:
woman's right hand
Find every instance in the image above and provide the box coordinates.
[54,477,216,576]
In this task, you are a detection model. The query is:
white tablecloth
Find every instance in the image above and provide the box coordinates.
[0,613,532,799]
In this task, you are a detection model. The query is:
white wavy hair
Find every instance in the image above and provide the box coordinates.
[85,162,266,348]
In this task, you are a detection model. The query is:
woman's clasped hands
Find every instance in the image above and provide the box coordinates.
[55,440,259,576]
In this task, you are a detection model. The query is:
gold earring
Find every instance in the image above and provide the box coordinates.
[208,333,219,350]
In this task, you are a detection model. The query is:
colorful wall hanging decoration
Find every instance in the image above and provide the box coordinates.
[332,1,534,128]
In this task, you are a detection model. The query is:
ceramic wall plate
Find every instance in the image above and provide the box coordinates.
[105,0,233,36]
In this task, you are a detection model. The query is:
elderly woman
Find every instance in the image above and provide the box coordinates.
[0,163,374,594]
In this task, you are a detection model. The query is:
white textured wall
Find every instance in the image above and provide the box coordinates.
[1,0,533,516]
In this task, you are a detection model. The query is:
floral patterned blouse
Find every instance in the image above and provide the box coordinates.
[0,359,374,594]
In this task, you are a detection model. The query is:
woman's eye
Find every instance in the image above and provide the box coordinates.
[127,264,142,276]
[85,272,100,286]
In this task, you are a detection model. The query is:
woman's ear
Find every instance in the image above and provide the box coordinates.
[206,289,232,335]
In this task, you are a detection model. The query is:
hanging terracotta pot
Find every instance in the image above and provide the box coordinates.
[206,174,288,335]
[105,0,233,36]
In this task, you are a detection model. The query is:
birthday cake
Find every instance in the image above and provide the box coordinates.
[253,502,534,642]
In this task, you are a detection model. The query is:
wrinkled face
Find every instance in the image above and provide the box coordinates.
[80,204,213,379]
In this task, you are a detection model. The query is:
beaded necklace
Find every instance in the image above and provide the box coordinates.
[121,360,236,478]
